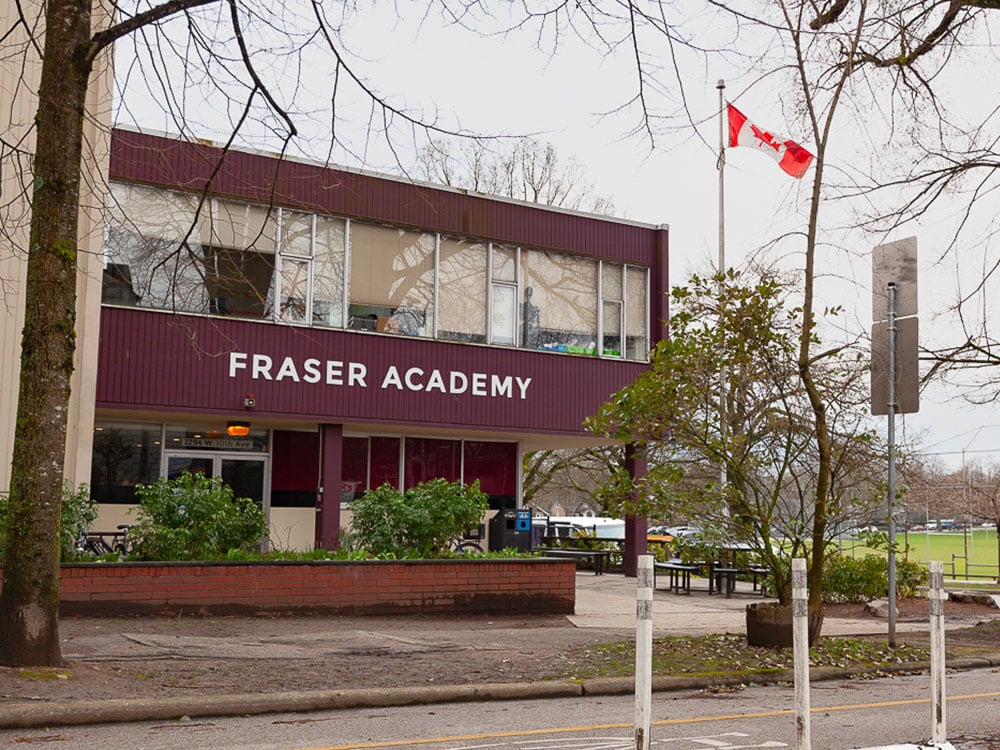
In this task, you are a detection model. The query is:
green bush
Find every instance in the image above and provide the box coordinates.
[347,479,489,558]
[128,471,266,561]
[59,482,99,559]
[0,482,97,562]
[822,553,929,604]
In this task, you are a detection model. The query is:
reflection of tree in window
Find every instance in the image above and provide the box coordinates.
[522,250,597,349]
[90,425,159,504]
[279,258,309,321]
[438,237,487,343]
[349,224,434,335]
[104,229,213,314]
[203,245,275,318]
[522,286,540,347]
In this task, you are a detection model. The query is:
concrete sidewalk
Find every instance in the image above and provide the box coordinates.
[1,572,998,731]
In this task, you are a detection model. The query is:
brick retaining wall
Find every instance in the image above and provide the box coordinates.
[1,559,576,616]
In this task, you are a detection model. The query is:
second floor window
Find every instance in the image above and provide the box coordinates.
[103,181,650,361]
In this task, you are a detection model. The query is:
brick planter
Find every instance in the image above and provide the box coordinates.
[1,559,576,617]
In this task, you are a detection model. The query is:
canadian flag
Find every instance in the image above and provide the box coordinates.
[727,103,814,179]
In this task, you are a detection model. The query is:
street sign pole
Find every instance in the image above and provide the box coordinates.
[887,282,897,647]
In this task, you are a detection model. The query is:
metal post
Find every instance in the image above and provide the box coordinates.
[929,560,947,744]
[792,557,811,750]
[887,282,898,647]
[635,554,653,750]
[716,79,728,501]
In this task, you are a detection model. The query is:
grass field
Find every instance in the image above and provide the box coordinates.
[835,529,999,580]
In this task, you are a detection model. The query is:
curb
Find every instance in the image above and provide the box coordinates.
[4,654,1000,730]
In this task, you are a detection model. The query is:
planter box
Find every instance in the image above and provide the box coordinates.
[0,559,576,617]
[745,601,824,647]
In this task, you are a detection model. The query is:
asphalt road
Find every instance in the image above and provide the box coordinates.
[3,666,998,749]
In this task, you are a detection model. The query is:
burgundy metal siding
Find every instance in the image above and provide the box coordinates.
[110,130,661,265]
[96,308,644,436]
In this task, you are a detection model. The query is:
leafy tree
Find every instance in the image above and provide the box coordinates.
[127,471,266,561]
[346,479,489,558]
[588,269,884,605]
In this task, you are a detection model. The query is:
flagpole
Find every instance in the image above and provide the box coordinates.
[716,79,728,507]
[717,79,726,277]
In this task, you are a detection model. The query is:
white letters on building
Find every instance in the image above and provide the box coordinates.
[229,352,531,400]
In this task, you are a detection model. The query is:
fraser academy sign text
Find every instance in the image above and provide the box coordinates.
[228,352,533,400]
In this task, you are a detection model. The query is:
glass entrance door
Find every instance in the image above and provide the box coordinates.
[165,452,269,512]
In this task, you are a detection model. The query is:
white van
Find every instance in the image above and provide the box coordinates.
[533,516,625,540]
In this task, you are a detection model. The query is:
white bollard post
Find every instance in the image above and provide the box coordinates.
[792,557,811,750]
[635,554,653,750]
[929,560,947,744]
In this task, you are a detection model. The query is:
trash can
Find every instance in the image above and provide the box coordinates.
[488,508,533,552]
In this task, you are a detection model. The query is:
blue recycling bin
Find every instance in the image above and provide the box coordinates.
[489,508,533,552]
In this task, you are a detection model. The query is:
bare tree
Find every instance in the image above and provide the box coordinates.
[416,138,616,215]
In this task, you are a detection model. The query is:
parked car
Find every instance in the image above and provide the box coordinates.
[664,525,702,540]
[647,525,674,538]
[910,524,925,532]
[981,521,997,529]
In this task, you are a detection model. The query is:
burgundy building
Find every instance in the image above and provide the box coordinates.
[90,129,668,551]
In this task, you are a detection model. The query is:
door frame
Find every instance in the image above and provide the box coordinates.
[162,450,272,518]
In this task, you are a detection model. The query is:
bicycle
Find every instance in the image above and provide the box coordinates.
[76,524,133,558]
[451,537,484,554]
[451,524,485,554]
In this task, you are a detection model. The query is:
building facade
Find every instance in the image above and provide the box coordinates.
[89,130,669,550]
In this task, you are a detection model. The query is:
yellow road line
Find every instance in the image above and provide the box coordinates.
[311,690,1000,750]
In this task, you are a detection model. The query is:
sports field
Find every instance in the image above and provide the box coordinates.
[835,529,999,580]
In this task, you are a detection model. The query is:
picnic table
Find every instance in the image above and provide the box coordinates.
[653,559,700,594]
[654,559,771,596]
[535,547,614,575]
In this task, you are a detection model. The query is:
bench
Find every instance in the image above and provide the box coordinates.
[711,564,771,597]
[653,561,699,594]
[748,566,770,594]
[711,566,741,597]
[535,547,614,575]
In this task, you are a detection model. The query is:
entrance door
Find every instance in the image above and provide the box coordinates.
[165,452,269,512]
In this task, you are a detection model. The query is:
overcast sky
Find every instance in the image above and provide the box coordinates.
[112,2,1000,471]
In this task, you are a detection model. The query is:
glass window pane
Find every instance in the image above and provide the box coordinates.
[348,223,434,337]
[603,300,623,357]
[164,424,269,452]
[602,262,623,301]
[208,199,277,255]
[369,436,401,489]
[202,245,275,318]
[626,266,649,360]
[313,216,345,327]
[491,244,517,283]
[463,441,517,497]
[104,183,212,313]
[279,258,309,322]
[439,237,487,343]
[90,422,162,504]
[404,438,461,489]
[491,283,516,345]
[280,210,313,257]
[168,455,213,480]
[522,249,597,354]
[220,458,265,508]
[341,437,368,501]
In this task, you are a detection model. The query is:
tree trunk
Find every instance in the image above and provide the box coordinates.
[0,0,94,667]
[799,140,831,617]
